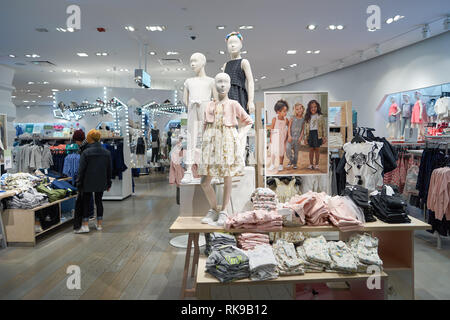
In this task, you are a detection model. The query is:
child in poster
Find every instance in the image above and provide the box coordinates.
[303,100,326,170]
[286,103,305,170]
[268,100,289,172]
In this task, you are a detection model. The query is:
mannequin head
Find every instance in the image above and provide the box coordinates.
[390,97,396,104]
[190,53,206,74]
[215,73,231,96]
[403,94,409,103]
[414,91,421,100]
[226,32,243,55]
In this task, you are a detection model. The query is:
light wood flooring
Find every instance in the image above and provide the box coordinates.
[0,174,448,300]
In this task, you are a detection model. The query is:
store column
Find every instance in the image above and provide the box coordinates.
[0,65,16,147]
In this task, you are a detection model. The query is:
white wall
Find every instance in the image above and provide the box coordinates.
[0,65,16,145]
[257,32,450,134]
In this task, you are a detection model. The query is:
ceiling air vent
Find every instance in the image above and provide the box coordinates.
[30,61,57,67]
[158,58,182,66]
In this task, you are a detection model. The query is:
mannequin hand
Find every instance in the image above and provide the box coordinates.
[288,137,292,143]
[247,101,255,115]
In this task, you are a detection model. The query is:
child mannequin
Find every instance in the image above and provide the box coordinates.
[268,100,289,172]
[286,103,305,170]
[411,91,425,139]
[199,73,253,226]
[303,100,326,170]
[387,97,400,139]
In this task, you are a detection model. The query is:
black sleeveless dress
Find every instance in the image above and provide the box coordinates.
[224,59,249,114]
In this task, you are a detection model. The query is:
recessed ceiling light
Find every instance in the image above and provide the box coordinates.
[219,50,225,55]
[260,76,266,79]
[102,52,107,56]
[8,54,15,58]
[11,95,16,98]
[67,27,74,32]
[368,28,377,32]
[167,51,179,55]
[42,81,49,84]
[38,96,41,98]
[64,89,71,91]
[290,64,298,68]
[56,27,67,32]
[242,50,247,54]
[47,95,52,98]
[125,26,135,32]
[239,25,254,30]
[106,68,111,72]
[280,67,286,71]
[306,24,317,30]
[314,50,321,54]
[23,100,29,103]
[146,26,166,31]
[27,106,30,109]
[49,70,55,72]
[51,89,59,92]
[149,51,156,55]
[28,81,34,84]
[287,50,297,55]
[25,54,40,58]
[386,18,394,24]
[173,79,177,82]
[77,53,88,57]
[328,25,336,30]
[255,79,258,82]
[306,50,312,54]
[337,25,344,30]
[393,15,401,21]
[217,25,226,30]
[182,67,186,71]
[32,100,36,103]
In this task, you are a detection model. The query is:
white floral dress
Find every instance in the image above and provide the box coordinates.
[199,102,243,177]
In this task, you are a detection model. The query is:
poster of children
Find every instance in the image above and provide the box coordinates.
[264,92,328,176]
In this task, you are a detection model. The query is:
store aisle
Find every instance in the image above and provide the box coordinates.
[0,175,448,300]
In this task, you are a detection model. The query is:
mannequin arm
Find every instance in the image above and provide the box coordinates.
[183,86,189,108]
[241,59,255,114]
[418,101,423,120]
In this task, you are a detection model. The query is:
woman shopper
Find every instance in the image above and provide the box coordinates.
[72,129,88,232]
[75,129,112,233]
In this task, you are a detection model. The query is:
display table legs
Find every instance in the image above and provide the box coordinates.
[180,233,200,299]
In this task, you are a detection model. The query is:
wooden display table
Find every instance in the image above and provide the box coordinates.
[169,216,430,300]
[1,194,77,246]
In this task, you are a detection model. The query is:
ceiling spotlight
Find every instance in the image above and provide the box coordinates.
[125,26,135,32]
[422,24,430,39]
[219,50,225,55]
[146,26,166,31]
[393,15,401,21]
[28,81,34,84]
[32,100,36,103]
[239,25,254,30]
[290,63,297,68]
[368,27,377,32]
[106,68,111,72]
[306,50,312,54]
[27,106,30,109]
[167,51,179,55]
[260,76,266,79]
[287,50,297,55]
[43,81,49,84]
[8,54,15,58]
[51,89,59,92]
[336,25,344,30]
[216,25,226,30]
[328,25,336,30]
[314,50,321,54]
[67,27,74,32]
[242,50,247,54]
[280,67,286,71]
[306,24,317,31]
[149,51,156,55]
[77,53,88,57]
[386,18,394,24]
[23,100,29,103]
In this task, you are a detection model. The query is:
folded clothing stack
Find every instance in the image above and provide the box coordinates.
[327,241,358,274]
[6,188,48,209]
[272,239,304,275]
[205,245,250,283]
[36,183,69,203]
[1,173,42,192]
[251,188,278,211]
[269,231,306,245]
[370,185,411,223]
[295,245,327,272]
[347,233,383,272]
[301,235,332,271]
[246,244,279,281]
[343,184,376,222]
[326,196,365,232]
[237,233,270,251]
[51,179,77,195]
[224,210,283,231]
[204,232,237,256]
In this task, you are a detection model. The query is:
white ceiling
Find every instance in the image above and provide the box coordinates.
[1,0,449,106]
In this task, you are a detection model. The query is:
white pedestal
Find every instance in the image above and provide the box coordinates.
[179,183,214,217]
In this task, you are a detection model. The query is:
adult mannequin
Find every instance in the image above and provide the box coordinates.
[400,95,412,139]
[387,97,400,139]
[411,91,425,139]
[199,73,253,226]
[181,53,217,184]
[222,32,255,164]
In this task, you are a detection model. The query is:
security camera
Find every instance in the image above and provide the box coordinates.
[190,35,197,40]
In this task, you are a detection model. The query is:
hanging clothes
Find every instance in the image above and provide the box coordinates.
[102,141,128,180]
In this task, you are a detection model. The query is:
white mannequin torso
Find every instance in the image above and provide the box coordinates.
[184,77,215,105]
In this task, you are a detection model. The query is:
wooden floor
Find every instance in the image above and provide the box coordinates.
[0,174,449,300]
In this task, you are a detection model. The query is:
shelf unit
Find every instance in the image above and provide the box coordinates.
[1,194,77,246]
[169,215,430,300]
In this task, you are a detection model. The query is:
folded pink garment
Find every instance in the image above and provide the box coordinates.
[327,196,364,232]
[288,191,330,226]
[225,210,283,230]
